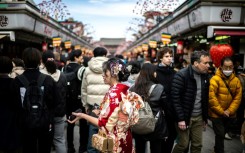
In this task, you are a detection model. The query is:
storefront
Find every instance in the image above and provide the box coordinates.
[0,1,93,58]
[127,0,245,66]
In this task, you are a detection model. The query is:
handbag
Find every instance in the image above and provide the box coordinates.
[131,84,157,135]
[92,129,114,152]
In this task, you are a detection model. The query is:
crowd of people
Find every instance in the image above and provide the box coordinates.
[0,46,245,153]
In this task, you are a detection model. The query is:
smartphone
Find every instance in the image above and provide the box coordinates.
[68,108,83,121]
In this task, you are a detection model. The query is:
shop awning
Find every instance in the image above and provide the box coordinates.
[207,26,245,38]
[0,31,15,41]
[214,30,245,36]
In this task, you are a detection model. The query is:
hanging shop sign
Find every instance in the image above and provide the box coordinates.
[0,14,35,31]
[52,37,61,47]
[35,20,57,38]
[75,45,81,50]
[0,15,8,27]
[167,15,190,36]
[189,6,241,29]
[142,43,149,51]
[161,33,171,45]
[220,8,233,22]
[64,40,72,49]
[149,40,157,48]
[210,43,233,67]
[137,45,143,53]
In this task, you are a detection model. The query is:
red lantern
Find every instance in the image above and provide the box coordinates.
[177,40,184,54]
[151,49,156,58]
[210,44,233,67]
[42,42,47,52]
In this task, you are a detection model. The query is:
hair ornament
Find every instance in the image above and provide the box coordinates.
[47,58,54,61]
[110,60,125,76]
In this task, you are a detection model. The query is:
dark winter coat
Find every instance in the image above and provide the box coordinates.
[63,62,83,114]
[40,68,67,117]
[156,65,176,118]
[14,69,57,127]
[171,66,209,125]
[0,75,22,151]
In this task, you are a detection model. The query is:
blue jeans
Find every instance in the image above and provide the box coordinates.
[87,124,99,153]
[53,116,67,153]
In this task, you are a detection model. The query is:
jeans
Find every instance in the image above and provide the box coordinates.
[87,124,99,153]
[210,117,232,153]
[172,115,203,153]
[53,116,67,153]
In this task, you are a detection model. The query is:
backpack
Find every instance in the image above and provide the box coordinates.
[63,65,85,103]
[17,74,49,129]
[131,84,157,135]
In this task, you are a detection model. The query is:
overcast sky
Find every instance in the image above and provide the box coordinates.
[34,0,185,41]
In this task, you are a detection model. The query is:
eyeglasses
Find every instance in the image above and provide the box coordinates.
[222,66,234,70]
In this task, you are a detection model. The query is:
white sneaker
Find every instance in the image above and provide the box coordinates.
[225,133,232,140]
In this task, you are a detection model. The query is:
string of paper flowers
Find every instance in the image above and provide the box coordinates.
[37,0,70,21]
[133,0,184,16]
[125,18,144,34]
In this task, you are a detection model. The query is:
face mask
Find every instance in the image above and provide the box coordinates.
[223,70,233,76]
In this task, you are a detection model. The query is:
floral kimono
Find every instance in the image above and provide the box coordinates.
[98,83,143,153]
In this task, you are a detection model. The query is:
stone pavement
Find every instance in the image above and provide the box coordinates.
[201,121,243,153]
[52,121,243,153]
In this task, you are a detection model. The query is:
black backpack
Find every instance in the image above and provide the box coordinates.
[18,74,49,129]
[63,65,85,101]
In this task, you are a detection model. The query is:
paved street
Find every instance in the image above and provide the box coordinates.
[51,120,243,153]
[202,121,243,153]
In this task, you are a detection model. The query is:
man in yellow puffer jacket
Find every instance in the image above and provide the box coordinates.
[209,56,242,153]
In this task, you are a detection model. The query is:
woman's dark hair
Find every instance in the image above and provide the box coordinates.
[0,56,13,73]
[12,58,24,67]
[127,61,141,74]
[134,63,158,100]
[42,50,57,74]
[102,58,130,82]
[157,47,173,63]
[22,47,41,68]
[69,50,82,61]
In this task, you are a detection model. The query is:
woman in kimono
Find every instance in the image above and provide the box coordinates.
[68,58,142,153]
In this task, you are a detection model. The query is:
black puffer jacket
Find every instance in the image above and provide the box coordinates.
[171,66,209,125]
